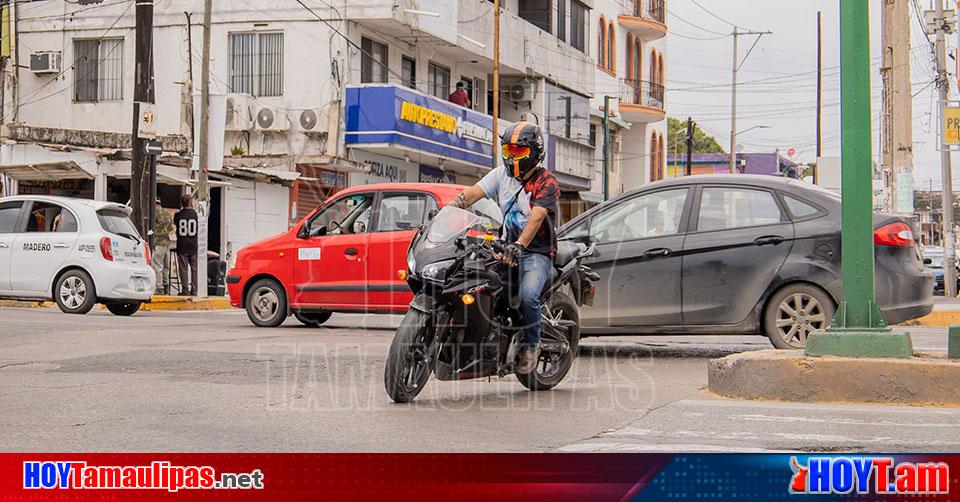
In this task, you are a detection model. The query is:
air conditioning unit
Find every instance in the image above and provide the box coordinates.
[30,52,62,74]
[297,107,329,135]
[507,81,537,104]
[225,94,254,131]
[254,104,290,132]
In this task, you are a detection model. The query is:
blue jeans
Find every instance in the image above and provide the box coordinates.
[518,252,553,347]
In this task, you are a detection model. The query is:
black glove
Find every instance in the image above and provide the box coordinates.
[503,242,525,266]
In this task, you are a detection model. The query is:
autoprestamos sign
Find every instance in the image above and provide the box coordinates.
[344,85,495,168]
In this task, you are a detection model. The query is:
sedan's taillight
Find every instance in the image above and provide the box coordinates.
[874,222,915,247]
[144,244,151,265]
[99,237,114,261]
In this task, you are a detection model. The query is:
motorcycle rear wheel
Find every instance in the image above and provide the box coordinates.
[384,309,435,403]
[517,293,580,391]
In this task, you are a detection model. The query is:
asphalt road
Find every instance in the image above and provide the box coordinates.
[0,306,957,453]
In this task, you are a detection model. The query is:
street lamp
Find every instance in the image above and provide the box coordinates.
[735,124,770,136]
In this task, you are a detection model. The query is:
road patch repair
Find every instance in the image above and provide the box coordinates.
[708,328,960,407]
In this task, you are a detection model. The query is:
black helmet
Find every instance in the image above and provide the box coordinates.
[500,121,544,179]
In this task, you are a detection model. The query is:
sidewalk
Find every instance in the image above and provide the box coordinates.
[0,295,231,312]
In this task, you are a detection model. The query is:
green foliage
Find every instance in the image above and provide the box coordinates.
[667,117,725,155]
[230,145,246,157]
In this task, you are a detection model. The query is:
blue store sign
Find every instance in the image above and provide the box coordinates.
[344,85,494,169]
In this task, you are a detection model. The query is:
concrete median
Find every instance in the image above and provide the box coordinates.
[708,349,960,407]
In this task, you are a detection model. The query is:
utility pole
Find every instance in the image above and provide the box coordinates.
[806,0,912,359]
[816,10,822,185]
[881,0,914,215]
[686,117,694,176]
[602,95,612,200]
[130,0,155,240]
[729,26,738,174]
[729,27,772,174]
[185,11,195,144]
[196,0,212,298]
[491,0,500,171]
[935,0,956,297]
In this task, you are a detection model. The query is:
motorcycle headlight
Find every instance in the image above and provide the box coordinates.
[421,259,455,282]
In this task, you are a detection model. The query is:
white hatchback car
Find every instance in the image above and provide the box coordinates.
[0,196,155,315]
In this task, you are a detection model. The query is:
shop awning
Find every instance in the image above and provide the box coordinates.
[0,161,93,181]
[218,166,304,186]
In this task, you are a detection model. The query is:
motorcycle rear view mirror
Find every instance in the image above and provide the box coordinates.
[427,209,439,221]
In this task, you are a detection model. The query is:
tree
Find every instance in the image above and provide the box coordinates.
[666,117,725,155]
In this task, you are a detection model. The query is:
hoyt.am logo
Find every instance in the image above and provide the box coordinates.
[789,457,950,495]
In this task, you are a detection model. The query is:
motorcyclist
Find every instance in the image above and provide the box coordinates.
[449,121,560,375]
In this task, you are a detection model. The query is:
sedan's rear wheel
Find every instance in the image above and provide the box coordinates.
[763,284,835,349]
[105,301,142,316]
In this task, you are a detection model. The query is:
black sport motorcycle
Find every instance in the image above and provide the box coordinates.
[384,204,599,403]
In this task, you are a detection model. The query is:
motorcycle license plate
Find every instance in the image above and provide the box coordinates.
[582,284,596,307]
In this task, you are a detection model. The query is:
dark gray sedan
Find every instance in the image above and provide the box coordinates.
[559,175,934,348]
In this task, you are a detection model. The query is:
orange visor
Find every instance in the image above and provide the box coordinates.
[501,144,532,160]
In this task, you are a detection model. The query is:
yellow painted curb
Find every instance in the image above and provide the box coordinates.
[0,297,233,311]
[141,296,233,311]
[0,300,54,308]
[904,311,960,328]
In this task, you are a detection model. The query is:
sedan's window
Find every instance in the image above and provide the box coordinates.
[589,189,688,244]
[24,202,77,233]
[783,195,821,219]
[306,193,373,237]
[377,193,429,232]
[698,188,783,231]
[0,202,22,233]
[97,209,141,240]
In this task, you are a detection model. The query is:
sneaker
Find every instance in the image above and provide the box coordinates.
[516,346,541,375]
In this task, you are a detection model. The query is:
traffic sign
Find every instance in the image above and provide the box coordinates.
[144,140,163,156]
[137,102,157,139]
[944,106,960,145]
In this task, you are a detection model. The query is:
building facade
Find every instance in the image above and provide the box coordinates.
[0,0,668,257]
[583,0,668,214]
[666,152,801,178]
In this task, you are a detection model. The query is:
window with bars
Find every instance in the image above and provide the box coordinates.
[228,32,284,97]
[570,1,587,53]
[361,37,388,84]
[427,62,450,99]
[73,38,123,103]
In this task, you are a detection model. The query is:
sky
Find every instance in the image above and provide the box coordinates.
[665,0,949,188]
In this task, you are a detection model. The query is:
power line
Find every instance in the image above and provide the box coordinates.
[291,0,412,89]
[687,0,757,31]
[666,7,729,36]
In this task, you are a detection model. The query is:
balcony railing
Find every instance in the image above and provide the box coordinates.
[621,79,665,110]
[623,0,666,24]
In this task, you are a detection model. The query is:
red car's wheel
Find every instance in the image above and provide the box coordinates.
[245,279,287,327]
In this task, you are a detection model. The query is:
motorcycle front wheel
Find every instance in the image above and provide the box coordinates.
[384,308,435,403]
[517,293,580,392]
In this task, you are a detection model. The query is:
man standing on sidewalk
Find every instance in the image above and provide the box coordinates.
[152,199,175,294]
[174,194,199,296]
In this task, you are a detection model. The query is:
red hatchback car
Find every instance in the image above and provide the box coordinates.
[227,183,465,327]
